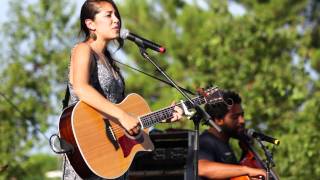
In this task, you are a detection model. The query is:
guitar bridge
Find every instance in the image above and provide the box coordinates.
[104,119,120,150]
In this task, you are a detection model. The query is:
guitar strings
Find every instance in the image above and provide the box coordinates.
[105,96,206,135]
[108,108,176,135]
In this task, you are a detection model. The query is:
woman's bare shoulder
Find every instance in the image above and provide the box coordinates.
[70,43,93,64]
[72,42,91,54]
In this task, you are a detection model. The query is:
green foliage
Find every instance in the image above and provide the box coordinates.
[1,0,319,179]
[0,0,77,179]
[119,0,320,179]
[3,154,60,180]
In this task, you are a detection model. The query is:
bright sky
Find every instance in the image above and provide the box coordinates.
[0,1,8,23]
[0,0,245,23]
[0,0,85,23]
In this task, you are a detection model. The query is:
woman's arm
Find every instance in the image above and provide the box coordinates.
[70,43,139,134]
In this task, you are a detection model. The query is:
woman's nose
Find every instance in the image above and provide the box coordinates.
[112,15,119,24]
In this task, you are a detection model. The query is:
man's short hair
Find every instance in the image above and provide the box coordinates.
[204,90,242,120]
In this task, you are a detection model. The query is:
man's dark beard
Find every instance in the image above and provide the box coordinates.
[220,124,243,139]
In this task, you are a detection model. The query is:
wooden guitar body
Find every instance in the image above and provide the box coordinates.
[59,94,154,179]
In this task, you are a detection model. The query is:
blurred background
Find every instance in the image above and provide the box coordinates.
[0,0,319,179]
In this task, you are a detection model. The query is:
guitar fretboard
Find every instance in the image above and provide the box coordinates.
[140,96,205,128]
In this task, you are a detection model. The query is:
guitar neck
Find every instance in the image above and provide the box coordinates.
[139,96,205,128]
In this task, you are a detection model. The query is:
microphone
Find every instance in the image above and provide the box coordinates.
[120,29,166,53]
[245,129,280,145]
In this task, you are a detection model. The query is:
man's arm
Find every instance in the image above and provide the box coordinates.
[198,159,266,179]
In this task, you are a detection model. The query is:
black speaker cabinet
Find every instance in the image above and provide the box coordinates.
[129,129,195,180]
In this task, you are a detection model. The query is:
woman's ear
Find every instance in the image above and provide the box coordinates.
[85,19,96,31]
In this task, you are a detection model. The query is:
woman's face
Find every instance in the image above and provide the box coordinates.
[91,2,120,41]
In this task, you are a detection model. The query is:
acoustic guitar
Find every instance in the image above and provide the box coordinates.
[59,87,222,179]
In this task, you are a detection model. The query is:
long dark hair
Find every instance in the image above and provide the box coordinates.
[79,0,125,93]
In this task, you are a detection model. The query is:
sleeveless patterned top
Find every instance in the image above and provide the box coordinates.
[68,50,125,105]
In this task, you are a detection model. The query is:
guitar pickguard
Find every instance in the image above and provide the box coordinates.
[118,133,144,158]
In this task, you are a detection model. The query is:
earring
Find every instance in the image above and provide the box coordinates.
[90,32,97,40]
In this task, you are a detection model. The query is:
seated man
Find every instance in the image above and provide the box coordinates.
[198,90,266,180]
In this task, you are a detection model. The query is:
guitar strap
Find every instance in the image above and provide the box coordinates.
[62,86,70,109]
[50,85,73,154]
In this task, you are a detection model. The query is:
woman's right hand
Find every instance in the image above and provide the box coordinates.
[119,112,140,136]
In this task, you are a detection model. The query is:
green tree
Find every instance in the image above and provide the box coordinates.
[118,0,320,179]
[1,0,319,179]
[0,0,77,179]
[5,154,61,180]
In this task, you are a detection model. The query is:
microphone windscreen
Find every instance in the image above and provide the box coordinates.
[246,128,255,137]
[120,29,129,39]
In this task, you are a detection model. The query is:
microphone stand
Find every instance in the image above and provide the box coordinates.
[256,138,276,180]
[138,47,213,180]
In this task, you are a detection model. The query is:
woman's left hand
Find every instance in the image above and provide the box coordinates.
[169,101,184,122]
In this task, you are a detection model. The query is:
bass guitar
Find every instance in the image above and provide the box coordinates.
[59,87,222,179]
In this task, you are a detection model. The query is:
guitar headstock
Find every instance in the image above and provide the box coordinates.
[197,87,224,105]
